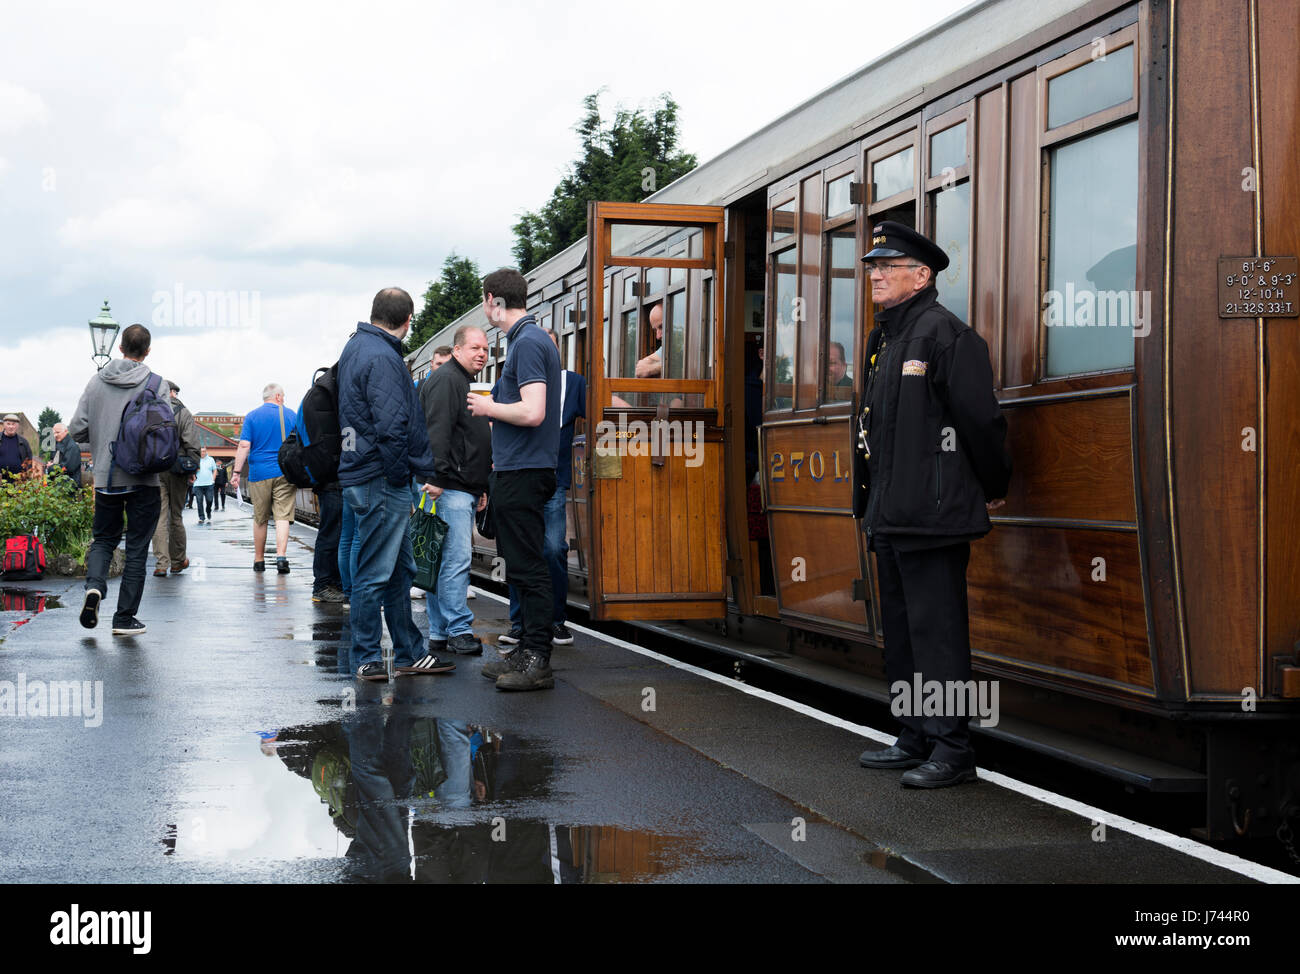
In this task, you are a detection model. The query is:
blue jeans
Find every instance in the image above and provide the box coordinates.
[424,489,475,639]
[508,486,568,628]
[344,477,423,669]
[434,719,472,809]
[339,494,359,596]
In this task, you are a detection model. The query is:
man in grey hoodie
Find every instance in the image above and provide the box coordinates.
[68,323,169,636]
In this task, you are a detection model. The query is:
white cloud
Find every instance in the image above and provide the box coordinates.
[0,80,49,134]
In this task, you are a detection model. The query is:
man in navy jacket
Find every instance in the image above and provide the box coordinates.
[338,287,445,681]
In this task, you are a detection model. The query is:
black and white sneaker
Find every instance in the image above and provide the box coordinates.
[498,627,522,647]
[111,617,147,636]
[551,624,574,646]
[80,589,102,629]
[356,661,388,682]
[395,653,456,675]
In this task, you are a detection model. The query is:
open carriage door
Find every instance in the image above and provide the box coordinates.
[584,201,727,620]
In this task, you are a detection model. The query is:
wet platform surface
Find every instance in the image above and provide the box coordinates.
[0,505,1267,883]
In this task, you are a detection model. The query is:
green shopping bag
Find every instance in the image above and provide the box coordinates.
[410,493,448,592]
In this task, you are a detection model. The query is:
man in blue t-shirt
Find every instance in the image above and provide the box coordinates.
[468,268,561,692]
[230,383,297,573]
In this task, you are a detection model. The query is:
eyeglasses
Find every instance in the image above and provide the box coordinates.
[864,261,923,275]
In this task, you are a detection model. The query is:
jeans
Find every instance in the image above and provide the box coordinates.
[339,496,359,596]
[424,488,475,639]
[344,477,423,669]
[194,483,214,520]
[434,719,472,810]
[86,486,162,624]
[313,486,342,593]
[508,486,567,628]
[493,468,556,657]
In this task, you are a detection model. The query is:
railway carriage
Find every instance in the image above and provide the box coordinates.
[393,0,1300,843]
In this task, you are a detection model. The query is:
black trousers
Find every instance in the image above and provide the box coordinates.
[872,535,974,767]
[313,486,342,592]
[214,483,226,509]
[86,486,162,624]
[493,468,557,658]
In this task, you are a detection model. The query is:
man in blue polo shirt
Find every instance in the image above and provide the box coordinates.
[231,384,297,573]
[468,268,561,692]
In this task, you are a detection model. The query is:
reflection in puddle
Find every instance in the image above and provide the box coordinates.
[1,588,63,613]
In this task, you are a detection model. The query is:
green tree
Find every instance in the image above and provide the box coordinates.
[406,253,484,352]
[37,406,61,459]
[511,91,697,270]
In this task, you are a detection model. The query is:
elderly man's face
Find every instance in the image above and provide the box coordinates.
[3,421,18,437]
[53,424,66,441]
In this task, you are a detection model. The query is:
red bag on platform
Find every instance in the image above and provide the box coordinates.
[2,534,46,581]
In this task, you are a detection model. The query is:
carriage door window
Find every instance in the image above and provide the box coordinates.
[1039,25,1139,377]
[822,161,858,403]
[767,194,798,411]
[924,106,973,324]
[866,131,918,233]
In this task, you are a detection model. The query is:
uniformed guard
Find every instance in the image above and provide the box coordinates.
[852,221,1012,788]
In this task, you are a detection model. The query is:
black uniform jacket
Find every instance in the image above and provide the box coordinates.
[419,357,492,496]
[852,286,1011,540]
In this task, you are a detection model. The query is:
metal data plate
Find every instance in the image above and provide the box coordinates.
[1217,257,1299,318]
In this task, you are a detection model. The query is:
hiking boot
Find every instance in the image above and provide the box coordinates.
[312,586,346,603]
[111,617,147,636]
[551,624,575,646]
[171,558,189,574]
[481,650,519,680]
[253,561,265,572]
[277,557,290,574]
[498,627,522,647]
[427,638,448,655]
[80,588,102,629]
[495,650,554,692]
[395,652,456,675]
[447,632,483,656]
[356,661,388,682]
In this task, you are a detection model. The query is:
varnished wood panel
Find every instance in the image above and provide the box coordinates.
[1000,393,1137,522]
[1260,0,1300,694]
[768,511,866,627]
[1170,2,1258,695]
[762,422,854,511]
[968,525,1154,691]
[975,86,1005,386]
[1004,73,1038,389]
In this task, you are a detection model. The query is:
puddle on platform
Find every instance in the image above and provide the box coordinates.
[164,717,705,882]
[0,588,63,613]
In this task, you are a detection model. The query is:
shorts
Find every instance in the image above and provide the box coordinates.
[249,476,296,525]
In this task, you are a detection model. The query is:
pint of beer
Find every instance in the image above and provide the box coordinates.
[470,382,491,396]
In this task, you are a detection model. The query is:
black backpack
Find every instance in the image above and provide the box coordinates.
[278,364,341,488]
[108,373,180,486]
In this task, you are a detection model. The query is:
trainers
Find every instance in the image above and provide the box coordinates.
[466,588,477,599]
[79,588,102,629]
[495,650,554,691]
[312,586,346,603]
[153,566,168,577]
[481,650,519,680]
[395,652,456,675]
[551,624,575,646]
[171,558,190,575]
[253,561,265,572]
[277,557,290,575]
[447,632,483,656]
[356,661,388,682]
[111,617,147,636]
[498,627,522,647]
[410,586,426,600]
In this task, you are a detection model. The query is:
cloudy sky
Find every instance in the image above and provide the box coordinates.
[0,0,970,422]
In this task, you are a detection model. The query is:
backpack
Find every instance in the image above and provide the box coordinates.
[109,373,180,485]
[2,533,46,581]
[168,404,200,476]
[278,363,341,488]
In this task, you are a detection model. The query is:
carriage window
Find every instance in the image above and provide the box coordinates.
[823,229,856,401]
[825,175,853,218]
[666,290,686,380]
[932,182,971,323]
[771,200,796,242]
[770,248,796,410]
[872,147,914,201]
[1048,43,1135,130]
[1043,120,1138,375]
[929,122,967,178]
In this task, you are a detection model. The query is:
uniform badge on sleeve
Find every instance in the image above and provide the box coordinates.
[901,360,928,376]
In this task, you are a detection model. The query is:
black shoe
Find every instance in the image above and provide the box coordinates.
[447,632,483,656]
[859,745,926,769]
[495,650,554,691]
[356,661,388,682]
[481,650,518,680]
[551,624,574,646]
[498,627,522,646]
[395,652,456,675]
[253,561,265,572]
[111,617,147,636]
[312,586,346,603]
[79,588,102,629]
[277,557,290,575]
[900,760,978,789]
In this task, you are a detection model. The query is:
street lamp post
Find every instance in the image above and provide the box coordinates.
[89,300,119,371]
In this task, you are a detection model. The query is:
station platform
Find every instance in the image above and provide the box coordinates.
[0,503,1289,884]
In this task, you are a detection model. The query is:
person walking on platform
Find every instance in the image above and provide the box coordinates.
[419,324,492,657]
[230,383,296,573]
[192,446,216,524]
[213,458,228,510]
[469,269,561,692]
[852,222,1011,788]
[338,287,448,681]
[498,327,583,649]
[152,381,200,576]
[68,324,169,636]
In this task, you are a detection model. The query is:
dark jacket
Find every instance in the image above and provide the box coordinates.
[54,433,82,485]
[852,286,1011,541]
[0,433,32,477]
[338,321,437,488]
[420,357,491,496]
